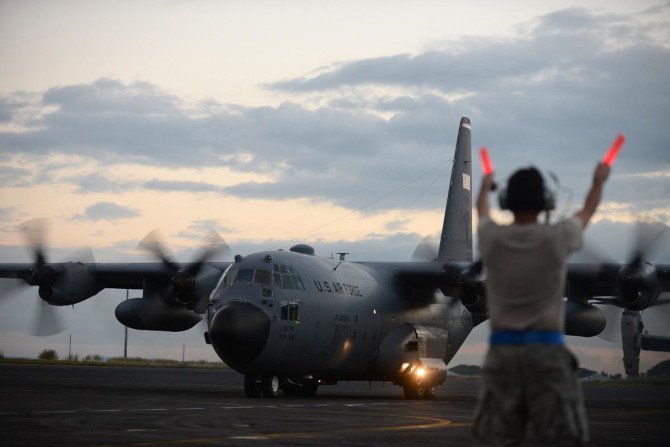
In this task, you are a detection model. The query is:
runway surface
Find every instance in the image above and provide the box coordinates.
[1,364,669,446]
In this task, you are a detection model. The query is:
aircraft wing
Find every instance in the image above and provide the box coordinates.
[391,260,670,314]
[0,261,231,301]
[566,262,670,308]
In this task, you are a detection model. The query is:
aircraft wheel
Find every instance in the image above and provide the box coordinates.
[421,385,436,400]
[244,375,261,398]
[282,383,298,396]
[301,381,319,397]
[262,374,280,398]
[402,383,421,399]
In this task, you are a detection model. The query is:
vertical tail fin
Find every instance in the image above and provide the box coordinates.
[437,117,472,263]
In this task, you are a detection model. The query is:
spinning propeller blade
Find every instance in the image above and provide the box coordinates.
[138,228,231,304]
[411,235,439,262]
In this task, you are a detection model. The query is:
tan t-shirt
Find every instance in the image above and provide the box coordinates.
[478,216,583,331]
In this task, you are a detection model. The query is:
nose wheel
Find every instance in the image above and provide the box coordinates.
[403,383,436,400]
[262,374,280,398]
[244,375,261,398]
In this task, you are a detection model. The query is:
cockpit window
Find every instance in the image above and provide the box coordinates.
[293,275,305,290]
[273,264,306,291]
[217,263,305,292]
[281,274,295,290]
[254,269,272,286]
[234,268,254,283]
[221,264,239,286]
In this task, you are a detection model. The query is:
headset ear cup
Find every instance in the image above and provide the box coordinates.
[544,187,556,211]
[498,188,508,210]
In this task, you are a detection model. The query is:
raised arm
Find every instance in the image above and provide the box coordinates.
[575,162,610,229]
[477,173,495,221]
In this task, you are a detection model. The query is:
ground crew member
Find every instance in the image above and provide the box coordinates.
[473,162,610,446]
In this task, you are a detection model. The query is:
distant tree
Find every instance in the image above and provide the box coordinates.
[38,349,58,361]
[449,364,482,376]
[0,351,4,360]
[611,373,622,379]
[577,367,597,378]
[647,360,670,377]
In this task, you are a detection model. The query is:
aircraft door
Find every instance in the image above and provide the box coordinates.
[311,319,349,370]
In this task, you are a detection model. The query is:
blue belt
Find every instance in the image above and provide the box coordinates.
[490,330,564,345]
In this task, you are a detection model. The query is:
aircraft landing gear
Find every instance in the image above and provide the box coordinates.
[283,380,319,397]
[244,375,261,398]
[261,373,280,398]
[403,382,436,400]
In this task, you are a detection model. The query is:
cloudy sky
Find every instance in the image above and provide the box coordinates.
[0,0,669,374]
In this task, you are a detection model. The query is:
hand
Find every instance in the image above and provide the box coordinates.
[593,162,610,185]
[482,173,497,191]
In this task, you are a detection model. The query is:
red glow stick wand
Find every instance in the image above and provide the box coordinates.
[479,147,497,190]
[603,134,625,167]
[480,147,494,174]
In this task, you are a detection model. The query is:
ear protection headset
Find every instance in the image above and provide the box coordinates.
[498,170,556,212]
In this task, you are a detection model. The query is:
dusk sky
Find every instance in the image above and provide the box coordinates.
[1,0,669,374]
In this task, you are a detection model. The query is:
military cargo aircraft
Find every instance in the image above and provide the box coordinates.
[1,117,669,397]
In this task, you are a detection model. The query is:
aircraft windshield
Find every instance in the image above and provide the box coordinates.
[214,263,306,291]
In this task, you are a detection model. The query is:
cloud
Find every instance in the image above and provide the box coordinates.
[0,166,31,187]
[67,173,134,194]
[0,207,15,220]
[0,98,12,123]
[174,218,238,243]
[142,179,223,193]
[0,8,668,216]
[71,201,141,221]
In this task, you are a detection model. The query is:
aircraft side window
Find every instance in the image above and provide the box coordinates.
[293,275,305,290]
[288,302,299,321]
[273,272,282,287]
[280,300,299,322]
[254,269,272,286]
[282,274,296,290]
[273,264,280,272]
[222,264,239,286]
[287,265,298,275]
[279,265,289,274]
[234,268,254,283]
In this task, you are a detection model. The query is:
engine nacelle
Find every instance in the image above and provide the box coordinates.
[456,269,487,313]
[115,298,202,332]
[374,324,418,375]
[617,262,661,310]
[564,301,606,337]
[39,262,101,305]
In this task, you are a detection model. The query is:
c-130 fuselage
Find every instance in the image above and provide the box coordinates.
[206,117,478,399]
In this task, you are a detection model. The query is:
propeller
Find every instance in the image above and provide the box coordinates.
[411,235,439,262]
[0,219,79,336]
[138,229,231,305]
[589,221,669,345]
[453,259,486,312]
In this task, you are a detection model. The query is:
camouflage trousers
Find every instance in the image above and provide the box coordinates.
[473,344,588,446]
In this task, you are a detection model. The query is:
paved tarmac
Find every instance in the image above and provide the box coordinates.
[0,364,668,446]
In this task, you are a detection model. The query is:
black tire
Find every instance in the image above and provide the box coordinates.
[282,382,299,396]
[244,375,261,398]
[421,385,436,400]
[262,374,280,398]
[403,383,421,399]
[301,381,319,397]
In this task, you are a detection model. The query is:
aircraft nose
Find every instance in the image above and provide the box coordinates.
[209,302,271,369]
